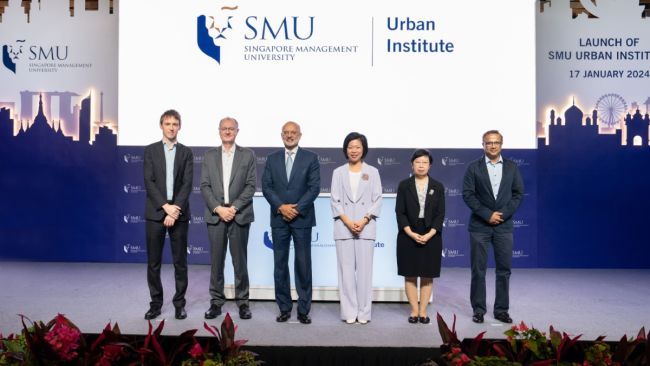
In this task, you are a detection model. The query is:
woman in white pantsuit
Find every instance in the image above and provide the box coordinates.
[330,132,383,324]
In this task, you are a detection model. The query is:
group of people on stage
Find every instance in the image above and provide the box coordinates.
[143,109,524,326]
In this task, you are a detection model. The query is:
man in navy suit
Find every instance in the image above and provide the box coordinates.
[143,109,194,321]
[462,130,524,324]
[262,121,320,324]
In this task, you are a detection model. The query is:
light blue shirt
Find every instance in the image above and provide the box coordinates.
[485,155,503,199]
[163,140,177,201]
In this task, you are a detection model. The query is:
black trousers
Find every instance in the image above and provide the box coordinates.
[146,219,188,309]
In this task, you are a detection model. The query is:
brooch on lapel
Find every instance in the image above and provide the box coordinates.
[428,189,434,196]
[362,173,369,181]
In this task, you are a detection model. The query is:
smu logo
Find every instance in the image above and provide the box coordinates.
[123,243,146,254]
[444,187,462,197]
[442,248,464,258]
[197,6,238,64]
[441,157,464,167]
[2,40,25,74]
[123,214,146,224]
[3,39,71,74]
[443,218,464,228]
[243,16,315,40]
[377,156,399,166]
[187,244,209,255]
[317,155,337,165]
[512,249,529,258]
[123,154,143,163]
[123,184,145,194]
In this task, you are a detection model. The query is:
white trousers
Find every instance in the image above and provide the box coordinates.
[335,238,375,321]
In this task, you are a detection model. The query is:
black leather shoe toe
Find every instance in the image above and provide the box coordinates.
[408,316,419,324]
[297,313,312,324]
[144,308,161,320]
[276,311,291,322]
[204,305,222,319]
[175,307,187,320]
[472,313,484,323]
[494,312,513,324]
[239,304,252,320]
[419,316,430,324]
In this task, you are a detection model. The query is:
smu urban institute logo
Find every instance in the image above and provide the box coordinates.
[197,6,238,64]
[2,40,24,74]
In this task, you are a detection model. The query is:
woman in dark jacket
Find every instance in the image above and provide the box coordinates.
[395,149,445,324]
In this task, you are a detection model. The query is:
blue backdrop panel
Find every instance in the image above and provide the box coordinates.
[112,146,538,288]
[537,107,650,268]
[0,104,117,262]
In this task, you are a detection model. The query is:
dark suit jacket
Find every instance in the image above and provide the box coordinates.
[462,156,524,233]
[262,147,320,228]
[143,141,194,222]
[200,145,256,225]
[395,175,445,234]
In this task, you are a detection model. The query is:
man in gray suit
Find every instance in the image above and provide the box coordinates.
[200,117,256,320]
[463,130,524,324]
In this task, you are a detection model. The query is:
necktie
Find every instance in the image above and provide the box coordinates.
[286,152,294,180]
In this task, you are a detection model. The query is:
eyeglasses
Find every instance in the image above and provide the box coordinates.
[483,141,502,146]
[220,127,237,132]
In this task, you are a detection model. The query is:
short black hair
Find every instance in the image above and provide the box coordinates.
[482,129,502,142]
[342,132,368,160]
[410,149,432,164]
[159,109,181,127]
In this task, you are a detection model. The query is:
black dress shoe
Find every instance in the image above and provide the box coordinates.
[408,316,419,324]
[472,313,484,323]
[144,308,161,320]
[276,311,291,322]
[175,307,187,320]
[297,313,312,324]
[239,304,252,320]
[204,304,222,319]
[419,316,431,324]
[494,312,513,323]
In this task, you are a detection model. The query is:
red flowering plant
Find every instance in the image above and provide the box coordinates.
[181,313,258,366]
[437,313,490,364]
[500,321,556,362]
[443,346,472,366]
[89,322,138,365]
[18,313,86,364]
[2,313,260,366]
[435,314,649,366]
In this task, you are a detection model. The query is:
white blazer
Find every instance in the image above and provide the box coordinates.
[330,162,383,240]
